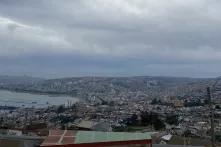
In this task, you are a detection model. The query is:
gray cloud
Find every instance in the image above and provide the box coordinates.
[0,0,221,77]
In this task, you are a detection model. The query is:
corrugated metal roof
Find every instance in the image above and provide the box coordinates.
[75,131,152,144]
[76,120,97,129]
[161,134,172,141]
[41,130,152,146]
[41,130,76,146]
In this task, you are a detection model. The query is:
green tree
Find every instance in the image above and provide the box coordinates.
[57,105,65,113]
[153,118,165,130]
[166,114,179,125]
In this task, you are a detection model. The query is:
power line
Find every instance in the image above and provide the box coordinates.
[207,87,215,147]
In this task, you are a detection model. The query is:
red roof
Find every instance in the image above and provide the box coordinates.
[41,130,152,147]
[42,130,76,146]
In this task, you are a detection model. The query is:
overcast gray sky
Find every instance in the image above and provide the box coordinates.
[0,0,221,78]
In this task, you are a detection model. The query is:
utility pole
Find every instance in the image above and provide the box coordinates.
[207,87,215,147]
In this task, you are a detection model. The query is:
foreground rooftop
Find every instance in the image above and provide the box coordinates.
[41,130,152,146]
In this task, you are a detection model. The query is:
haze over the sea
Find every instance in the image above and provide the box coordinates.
[0,90,78,108]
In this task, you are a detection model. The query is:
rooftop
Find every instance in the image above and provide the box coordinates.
[41,130,152,146]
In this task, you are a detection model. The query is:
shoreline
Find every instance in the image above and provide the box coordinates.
[0,89,80,108]
[0,88,76,98]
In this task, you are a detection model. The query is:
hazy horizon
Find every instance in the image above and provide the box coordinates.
[0,73,219,79]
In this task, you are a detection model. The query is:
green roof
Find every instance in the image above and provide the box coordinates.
[75,131,151,144]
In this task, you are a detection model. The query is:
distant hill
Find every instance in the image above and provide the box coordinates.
[0,76,220,100]
[0,75,44,90]
[0,75,43,83]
